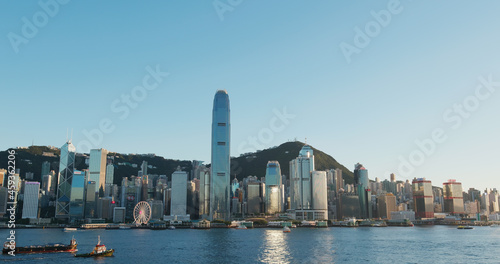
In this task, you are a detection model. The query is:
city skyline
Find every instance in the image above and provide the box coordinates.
[2,1,500,192]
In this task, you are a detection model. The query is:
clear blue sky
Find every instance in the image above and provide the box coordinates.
[1,1,499,191]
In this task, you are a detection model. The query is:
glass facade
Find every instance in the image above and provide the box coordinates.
[89,149,108,196]
[265,161,282,214]
[210,90,231,221]
[55,141,76,218]
[289,145,315,210]
[69,170,85,219]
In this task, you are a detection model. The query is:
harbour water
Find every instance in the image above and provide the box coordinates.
[1,225,499,263]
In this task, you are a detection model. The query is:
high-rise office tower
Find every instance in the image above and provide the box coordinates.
[209,90,231,221]
[354,163,372,219]
[56,141,76,219]
[311,171,328,211]
[89,148,108,196]
[85,181,97,218]
[141,161,148,176]
[171,168,188,216]
[265,161,283,214]
[199,167,210,218]
[22,182,40,219]
[412,178,434,218]
[69,170,85,219]
[289,145,315,210]
[377,193,397,219]
[41,161,51,178]
[443,180,465,215]
[106,163,114,185]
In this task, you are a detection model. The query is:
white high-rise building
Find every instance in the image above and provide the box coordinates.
[289,145,315,210]
[312,171,327,211]
[89,149,108,196]
[171,168,187,216]
[22,182,40,219]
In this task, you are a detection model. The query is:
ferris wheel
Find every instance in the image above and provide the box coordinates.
[133,201,151,225]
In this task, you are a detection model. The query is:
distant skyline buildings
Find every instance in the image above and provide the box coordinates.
[265,161,283,214]
[209,90,231,221]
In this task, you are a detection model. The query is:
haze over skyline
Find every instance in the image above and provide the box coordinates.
[2,1,500,191]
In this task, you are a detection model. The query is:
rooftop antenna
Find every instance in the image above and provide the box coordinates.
[305,137,307,145]
[70,128,74,143]
[66,128,69,142]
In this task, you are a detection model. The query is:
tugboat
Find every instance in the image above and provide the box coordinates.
[75,236,114,257]
[3,237,77,254]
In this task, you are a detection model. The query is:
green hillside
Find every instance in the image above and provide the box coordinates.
[231,141,354,184]
[0,142,353,185]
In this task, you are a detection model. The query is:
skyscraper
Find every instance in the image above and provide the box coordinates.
[89,149,108,196]
[354,163,372,219]
[22,182,40,219]
[289,145,315,210]
[209,90,230,221]
[199,166,210,218]
[412,178,434,218]
[69,170,85,219]
[443,180,465,215]
[41,161,51,178]
[106,163,114,185]
[55,141,76,219]
[171,168,188,216]
[265,161,283,214]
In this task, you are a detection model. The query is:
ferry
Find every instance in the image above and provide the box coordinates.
[3,237,77,254]
[63,228,78,232]
[74,236,114,258]
[283,226,291,233]
[457,225,474,229]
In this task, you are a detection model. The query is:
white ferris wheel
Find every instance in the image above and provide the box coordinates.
[133,201,151,225]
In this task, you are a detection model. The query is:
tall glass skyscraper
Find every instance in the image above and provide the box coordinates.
[89,148,108,197]
[265,161,283,214]
[289,145,314,210]
[209,90,231,221]
[354,163,372,219]
[69,170,85,219]
[55,141,76,219]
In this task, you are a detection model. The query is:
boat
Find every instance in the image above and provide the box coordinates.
[168,226,176,230]
[490,224,500,227]
[74,236,114,258]
[235,224,247,230]
[283,226,291,233]
[3,237,77,255]
[457,225,474,229]
[119,225,131,229]
[63,228,77,232]
[291,224,297,228]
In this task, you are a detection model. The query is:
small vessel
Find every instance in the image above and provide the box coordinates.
[457,225,474,229]
[291,224,297,228]
[235,224,247,230]
[283,226,291,233]
[63,228,77,232]
[168,226,176,230]
[119,225,131,229]
[490,224,500,227]
[3,237,77,254]
[74,236,114,258]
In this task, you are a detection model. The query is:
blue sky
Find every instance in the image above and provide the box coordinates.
[1,1,499,191]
